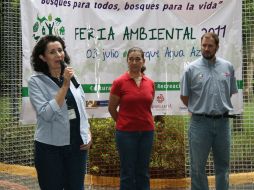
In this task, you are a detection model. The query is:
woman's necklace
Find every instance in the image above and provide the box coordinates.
[50,69,61,80]
[56,76,62,82]
[49,73,63,85]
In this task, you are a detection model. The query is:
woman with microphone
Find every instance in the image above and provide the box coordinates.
[28,35,91,190]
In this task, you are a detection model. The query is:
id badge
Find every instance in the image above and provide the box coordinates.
[68,109,76,120]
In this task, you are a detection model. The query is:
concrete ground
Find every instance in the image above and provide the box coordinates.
[1,172,254,190]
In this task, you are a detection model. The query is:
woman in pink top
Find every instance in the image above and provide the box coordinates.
[108,47,155,190]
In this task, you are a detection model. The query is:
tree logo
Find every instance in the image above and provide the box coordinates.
[32,13,65,42]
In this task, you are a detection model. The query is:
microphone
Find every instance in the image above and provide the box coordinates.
[60,61,80,88]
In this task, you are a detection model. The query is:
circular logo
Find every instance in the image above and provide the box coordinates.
[157,94,164,103]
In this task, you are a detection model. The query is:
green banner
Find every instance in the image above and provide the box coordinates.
[22,80,243,97]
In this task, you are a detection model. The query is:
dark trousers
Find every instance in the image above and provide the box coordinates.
[116,130,154,190]
[34,141,87,190]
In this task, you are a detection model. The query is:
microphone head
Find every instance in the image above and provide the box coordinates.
[60,60,67,75]
[60,60,67,68]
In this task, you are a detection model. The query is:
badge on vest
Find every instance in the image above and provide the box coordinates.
[68,109,76,120]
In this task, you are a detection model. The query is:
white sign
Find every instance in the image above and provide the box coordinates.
[20,0,243,124]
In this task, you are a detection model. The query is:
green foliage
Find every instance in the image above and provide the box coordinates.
[0,98,35,166]
[243,0,254,42]
[0,124,35,166]
[88,118,120,177]
[1,98,254,178]
[151,116,185,178]
[0,97,187,178]
[10,0,20,10]
[231,99,254,167]
[88,116,186,178]
[0,98,12,124]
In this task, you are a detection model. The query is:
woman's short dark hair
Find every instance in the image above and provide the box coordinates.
[127,47,146,73]
[31,35,70,74]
